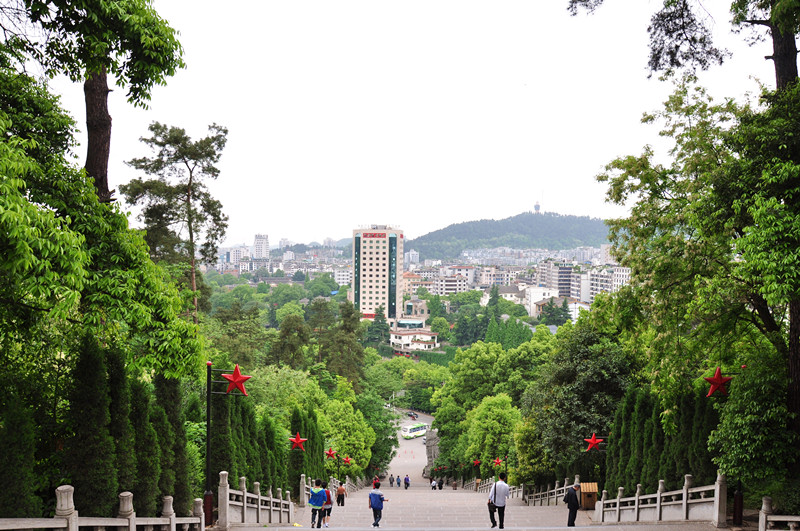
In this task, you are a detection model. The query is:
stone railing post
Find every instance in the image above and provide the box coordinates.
[551,481,557,506]
[193,498,205,531]
[218,471,230,530]
[55,485,79,531]
[713,472,727,528]
[253,482,262,524]
[657,479,665,521]
[598,490,608,523]
[118,492,136,531]
[682,474,693,520]
[634,484,642,521]
[239,477,248,524]
[162,496,176,531]
[616,487,624,522]
[286,490,293,523]
[574,474,580,486]
[298,474,306,507]
[758,496,772,531]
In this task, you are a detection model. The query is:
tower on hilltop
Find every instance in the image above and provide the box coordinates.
[349,225,403,322]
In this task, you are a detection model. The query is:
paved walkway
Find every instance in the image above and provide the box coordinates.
[241,411,723,530]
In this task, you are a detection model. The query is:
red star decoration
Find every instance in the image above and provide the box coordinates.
[584,433,604,451]
[473,459,481,466]
[343,456,352,465]
[325,447,337,459]
[705,366,733,397]
[289,432,307,451]
[221,364,252,395]
[493,458,503,467]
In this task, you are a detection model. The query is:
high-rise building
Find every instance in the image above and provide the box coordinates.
[253,234,270,259]
[349,225,403,321]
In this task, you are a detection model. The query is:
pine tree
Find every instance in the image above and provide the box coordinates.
[624,390,649,490]
[107,348,137,494]
[63,335,118,516]
[485,317,502,344]
[640,391,661,492]
[130,379,161,516]
[151,404,175,512]
[154,375,191,515]
[209,391,233,490]
[288,406,306,490]
[0,397,41,517]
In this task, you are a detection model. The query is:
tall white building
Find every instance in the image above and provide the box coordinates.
[253,234,270,259]
[349,225,404,321]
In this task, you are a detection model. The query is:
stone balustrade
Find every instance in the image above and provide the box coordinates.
[0,485,204,531]
[216,471,292,530]
[759,496,800,531]
[593,473,727,528]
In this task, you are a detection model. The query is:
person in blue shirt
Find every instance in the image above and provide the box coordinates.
[308,479,326,528]
[368,481,388,528]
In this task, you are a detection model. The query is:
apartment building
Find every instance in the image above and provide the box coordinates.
[349,226,403,321]
[432,275,469,296]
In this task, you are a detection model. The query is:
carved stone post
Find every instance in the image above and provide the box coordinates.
[239,477,248,524]
[55,485,79,531]
[119,492,136,531]
[286,490,293,523]
[599,490,608,523]
[218,471,230,530]
[657,479,666,521]
[162,496,176,531]
[298,474,306,507]
[192,498,205,531]
[634,484,642,522]
[682,474,694,520]
[253,482,262,524]
[616,487,624,522]
[758,496,772,531]
[713,472,727,528]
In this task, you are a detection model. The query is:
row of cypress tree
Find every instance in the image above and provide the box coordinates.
[603,387,718,495]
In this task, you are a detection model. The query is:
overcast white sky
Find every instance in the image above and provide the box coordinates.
[51,0,775,247]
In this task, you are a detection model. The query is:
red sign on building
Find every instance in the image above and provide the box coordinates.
[362,233,386,238]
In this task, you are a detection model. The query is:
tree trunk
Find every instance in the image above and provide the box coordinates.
[769,25,798,90]
[84,70,113,202]
[186,175,198,324]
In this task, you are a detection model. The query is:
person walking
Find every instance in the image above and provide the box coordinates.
[321,481,333,528]
[396,476,401,488]
[437,478,443,490]
[336,482,347,506]
[308,479,326,529]
[564,482,581,527]
[368,481,388,528]
[389,474,394,487]
[487,472,510,529]
[404,475,410,489]
[431,478,437,490]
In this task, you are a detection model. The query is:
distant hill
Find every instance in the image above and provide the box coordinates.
[406,212,609,261]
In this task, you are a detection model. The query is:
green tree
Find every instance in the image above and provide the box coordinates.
[430,316,451,342]
[122,122,229,323]
[4,0,185,201]
[63,335,118,516]
[270,314,311,369]
[106,348,136,493]
[568,0,797,89]
[366,305,391,344]
[130,379,161,516]
[0,396,40,517]
[464,394,521,478]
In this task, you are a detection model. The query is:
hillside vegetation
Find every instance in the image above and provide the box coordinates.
[406,212,609,260]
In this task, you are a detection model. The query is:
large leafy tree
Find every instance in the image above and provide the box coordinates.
[1,0,185,201]
[568,0,798,88]
[122,122,229,322]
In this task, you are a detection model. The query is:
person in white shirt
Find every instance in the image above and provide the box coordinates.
[488,472,510,529]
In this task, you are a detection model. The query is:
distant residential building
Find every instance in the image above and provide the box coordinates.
[348,225,404,321]
[524,286,557,316]
[283,250,295,261]
[481,285,526,307]
[279,238,292,248]
[334,268,352,287]
[477,267,511,286]
[612,267,631,291]
[253,234,270,259]
[538,261,573,297]
[415,268,439,281]
[390,319,439,354]
[405,249,420,265]
[531,295,579,320]
[570,270,591,303]
[432,274,468,296]
[323,237,337,247]
[441,265,475,285]
[404,298,431,320]
[402,272,433,297]
[589,268,613,303]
